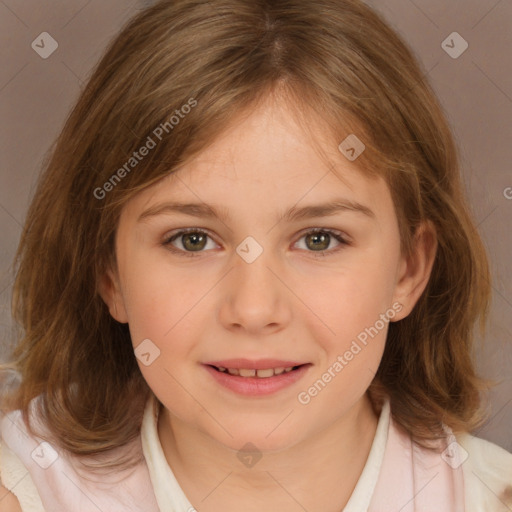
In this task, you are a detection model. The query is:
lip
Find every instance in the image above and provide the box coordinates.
[203,362,312,396]
[203,358,307,370]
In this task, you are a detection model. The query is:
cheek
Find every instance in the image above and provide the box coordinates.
[306,249,399,342]
[297,271,391,413]
[122,281,173,345]
[123,266,201,417]
[119,246,204,342]
[297,246,397,403]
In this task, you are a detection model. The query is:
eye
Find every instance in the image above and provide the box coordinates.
[163,228,217,257]
[294,228,349,256]
[162,228,350,258]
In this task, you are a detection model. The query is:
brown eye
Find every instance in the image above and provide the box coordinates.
[181,232,207,251]
[163,227,348,259]
[295,229,348,255]
[163,229,217,257]
[305,231,331,251]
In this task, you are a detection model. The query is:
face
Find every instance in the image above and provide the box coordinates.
[101,97,434,452]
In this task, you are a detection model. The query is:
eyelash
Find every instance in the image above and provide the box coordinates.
[162,227,350,258]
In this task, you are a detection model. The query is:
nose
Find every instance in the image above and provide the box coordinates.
[218,243,292,335]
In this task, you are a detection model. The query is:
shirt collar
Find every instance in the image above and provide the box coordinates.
[141,393,391,511]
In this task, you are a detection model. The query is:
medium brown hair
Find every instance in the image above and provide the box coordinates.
[1,0,495,470]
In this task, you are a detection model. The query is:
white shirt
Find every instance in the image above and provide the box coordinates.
[1,393,511,511]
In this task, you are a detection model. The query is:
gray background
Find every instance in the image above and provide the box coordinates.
[0,1,510,450]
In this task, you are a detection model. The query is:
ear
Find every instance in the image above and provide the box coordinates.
[391,220,437,321]
[97,266,129,324]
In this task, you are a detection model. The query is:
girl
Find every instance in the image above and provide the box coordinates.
[1,0,511,511]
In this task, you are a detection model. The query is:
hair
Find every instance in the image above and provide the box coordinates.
[0,0,496,471]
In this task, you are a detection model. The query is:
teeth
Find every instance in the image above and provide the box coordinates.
[217,366,298,378]
[255,368,274,378]
[239,368,256,377]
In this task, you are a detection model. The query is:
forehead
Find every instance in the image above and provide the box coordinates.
[124,97,394,222]
[174,99,356,180]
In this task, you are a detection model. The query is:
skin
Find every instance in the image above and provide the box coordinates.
[0,485,22,512]
[100,95,437,512]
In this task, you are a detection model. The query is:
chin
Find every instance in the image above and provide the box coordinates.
[206,422,305,455]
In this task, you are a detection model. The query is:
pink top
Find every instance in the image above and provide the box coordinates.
[1,393,511,512]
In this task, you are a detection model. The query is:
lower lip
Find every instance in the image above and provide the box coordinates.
[203,364,311,396]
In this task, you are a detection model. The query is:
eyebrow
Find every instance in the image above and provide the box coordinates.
[138,198,375,223]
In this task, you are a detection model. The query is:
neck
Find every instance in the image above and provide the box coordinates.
[157,393,380,512]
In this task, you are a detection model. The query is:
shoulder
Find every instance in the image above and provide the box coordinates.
[0,484,22,512]
[1,396,158,512]
[0,402,48,512]
[0,438,43,512]
[456,431,512,510]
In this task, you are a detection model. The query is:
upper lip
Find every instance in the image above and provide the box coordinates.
[204,359,309,370]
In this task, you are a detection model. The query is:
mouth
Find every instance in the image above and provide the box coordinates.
[202,360,312,396]
[207,364,305,378]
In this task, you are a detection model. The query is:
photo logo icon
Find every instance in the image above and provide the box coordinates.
[338,134,365,161]
[31,32,59,59]
[135,338,161,366]
[237,442,262,468]
[31,441,59,469]
[442,32,468,59]
[236,236,263,264]
[441,440,469,469]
